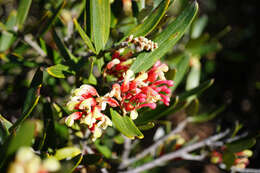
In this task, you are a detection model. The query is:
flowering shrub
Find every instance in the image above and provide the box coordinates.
[0,0,258,173]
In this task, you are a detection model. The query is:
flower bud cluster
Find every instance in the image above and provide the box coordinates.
[105,35,157,80]
[65,84,116,141]
[210,149,253,169]
[7,147,60,173]
[124,35,158,52]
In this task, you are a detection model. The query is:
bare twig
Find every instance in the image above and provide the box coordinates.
[119,119,190,169]
[231,167,260,173]
[24,34,46,57]
[120,129,230,173]
[181,153,207,161]
[120,136,132,168]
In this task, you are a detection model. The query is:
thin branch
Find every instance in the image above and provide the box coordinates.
[120,136,132,168]
[120,129,230,173]
[24,34,46,57]
[214,132,248,147]
[231,167,260,173]
[119,118,190,169]
[181,153,207,161]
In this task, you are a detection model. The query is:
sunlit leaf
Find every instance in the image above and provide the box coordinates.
[16,0,32,29]
[47,64,76,78]
[90,0,110,53]
[73,18,96,54]
[54,147,81,160]
[110,109,143,139]
[0,11,17,52]
[121,0,170,41]
[130,1,198,73]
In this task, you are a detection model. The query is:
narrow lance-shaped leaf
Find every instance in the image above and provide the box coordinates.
[110,109,144,139]
[167,53,190,92]
[47,64,76,79]
[130,1,198,73]
[90,0,110,53]
[186,58,201,91]
[190,105,226,123]
[54,147,81,160]
[52,29,77,62]
[0,11,17,52]
[73,18,96,54]
[16,0,32,29]
[191,15,208,39]
[0,121,36,169]
[9,69,43,132]
[121,0,170,41]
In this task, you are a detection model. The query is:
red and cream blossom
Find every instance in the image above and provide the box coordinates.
[108,61,174,120]
[65,84,116,141]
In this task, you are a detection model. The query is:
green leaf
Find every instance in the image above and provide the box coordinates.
[90,0,110,53]
[73,18,96,54]
[0,11,17,52]
[16,0,32,29]
[0,115,12,145]
[179,79,214,101]
[9,69,43,133]
[69,154,83,173]
[54,147,81,160]
[222,152,235,170]
[0,114,12,131]
[138,122,155,131]
[121,0,170,41]
[167,53,190,92]
[191,15,208,39]
[186,58,201,90]
[113,135,125,144]
[130,1,198,73]
[110,109,144,139]
[186,98,199,116]
[0,121,36,169]
[7,121,35,155]
[226,138,256,153]
[190,105,225,123]
[94,141,112,158]
[39,102,56,151]
[47,64,76,78]
[187,42,221,56]
[52,29,77,62]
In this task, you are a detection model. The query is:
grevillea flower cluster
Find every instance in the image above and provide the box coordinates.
[65,85,116,141]
[7,147,60,173]
[211,149,253,169]
[65,35,174,141]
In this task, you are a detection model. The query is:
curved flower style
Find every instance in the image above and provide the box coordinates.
[65,84,116,141]
[108,61,174,120]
